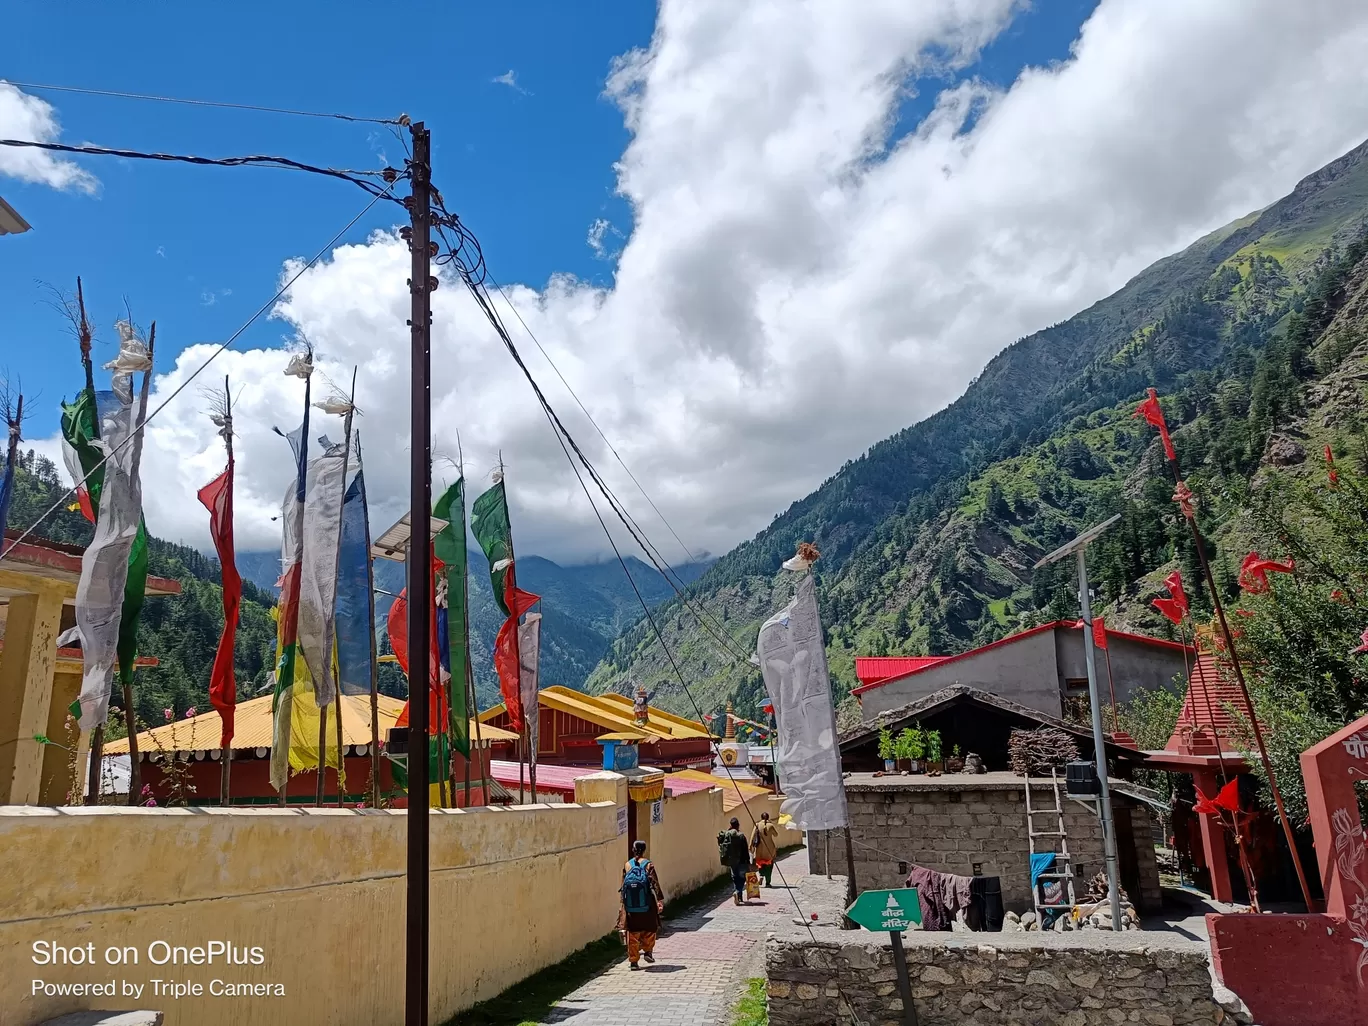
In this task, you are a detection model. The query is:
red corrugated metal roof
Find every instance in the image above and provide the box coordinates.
[488,760,589,796]
[854,657,948,687]
[851,620,1194,696]
[1166,653,1259,753]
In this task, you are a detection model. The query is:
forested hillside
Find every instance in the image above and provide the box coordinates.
[3,453,280,729]
[587,138,1368,737]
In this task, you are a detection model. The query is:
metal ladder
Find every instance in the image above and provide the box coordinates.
[1026,767,1077,921]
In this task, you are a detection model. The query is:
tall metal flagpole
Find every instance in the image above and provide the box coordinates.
[404,121,434,1026]
[1035,515,1123,931]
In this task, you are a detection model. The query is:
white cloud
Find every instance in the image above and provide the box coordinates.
[0,83,98,192]
[586,217,623,258]
[29,0,1368,563]
[492,70,530,95]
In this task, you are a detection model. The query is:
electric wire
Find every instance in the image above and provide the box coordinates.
[0,139,403,201]
[485,273,702,566]
[459,273,752,669]
[0,179,400,562]
[525,372,823,942]
[4,80,405,125]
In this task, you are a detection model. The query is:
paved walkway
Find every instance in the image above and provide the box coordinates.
[539,851,810,1026]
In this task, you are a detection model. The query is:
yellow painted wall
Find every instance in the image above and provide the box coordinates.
[648,785,723,899]
[0,802,620,1026]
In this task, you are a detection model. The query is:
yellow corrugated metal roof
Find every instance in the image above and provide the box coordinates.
[596,692,716,737]
[670,769,772,812]
[104,693,517,754]
[480,685,710,740]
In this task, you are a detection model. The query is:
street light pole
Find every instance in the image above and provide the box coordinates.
[1036,514,1123,931]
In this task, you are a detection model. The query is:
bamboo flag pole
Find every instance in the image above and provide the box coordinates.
[218,376,235,806]
[317,369,357,806]
[334,373,357,808]
[1137,388,1314,911]
[458,443,474,809]
[355,431,382,809]
[121,322,154,806]
[71,280,109,807]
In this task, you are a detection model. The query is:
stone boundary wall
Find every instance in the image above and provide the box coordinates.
[810,776,1162,913]
[0,802,621,1026]
[767,930,1242,1026]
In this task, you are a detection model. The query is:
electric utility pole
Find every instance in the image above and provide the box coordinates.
[405,120,433,1026]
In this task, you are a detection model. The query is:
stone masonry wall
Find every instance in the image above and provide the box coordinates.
[767,931,1233,1026]
[810,778,1162,912]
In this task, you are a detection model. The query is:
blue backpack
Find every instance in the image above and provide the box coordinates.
[622,858,653,914]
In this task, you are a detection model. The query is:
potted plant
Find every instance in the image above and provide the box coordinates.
[892,729,910,771]
[926,730,943,773]
[946,744,964,773]
[899,726,926,773]
[878,728,896,772]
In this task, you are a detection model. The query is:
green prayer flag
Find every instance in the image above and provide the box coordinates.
[471,479,513,617]
[61,387,150,696]
[433,478,470,758]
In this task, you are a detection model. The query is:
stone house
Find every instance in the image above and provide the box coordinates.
[810,772,1163,914]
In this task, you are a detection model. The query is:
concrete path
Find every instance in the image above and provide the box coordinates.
[538,850,811,1026]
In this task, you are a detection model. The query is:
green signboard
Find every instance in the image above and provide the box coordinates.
[846,888,923,932]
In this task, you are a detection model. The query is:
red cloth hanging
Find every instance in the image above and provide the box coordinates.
[494,570,541,732]
[198,463,240,748]
[1134,387,1177,461]
[1238,552,1295,594]
[391,554,449,733]
[1152,569,1190,625]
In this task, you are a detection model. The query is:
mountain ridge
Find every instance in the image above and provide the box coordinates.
[587,136,1368,722]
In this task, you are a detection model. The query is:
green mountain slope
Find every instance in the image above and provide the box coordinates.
[587,137,1368,722]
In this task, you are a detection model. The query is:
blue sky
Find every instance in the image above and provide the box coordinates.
[1,0,1098,443]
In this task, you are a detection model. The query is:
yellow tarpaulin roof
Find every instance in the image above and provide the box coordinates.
[670,769,773,813]
[480,685,711,741]
[104,692,518,754]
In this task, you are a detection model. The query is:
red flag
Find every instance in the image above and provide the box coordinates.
[1326,445,1340,489]
[1133,387,1177,461]
[1164,570,1189,615]
[1152,569,1190,626]
[1091,617,1108,651]
[198,464,240,748]
[494,579,541,732]
[762,701,774,716]
[1238,552,1295,594]
[390,555,449,733]
[1194,778,1241,817]
[75,485,95,523]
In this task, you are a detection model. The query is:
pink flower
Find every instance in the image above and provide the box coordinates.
[163,708,174,722]
[184,707,197,719]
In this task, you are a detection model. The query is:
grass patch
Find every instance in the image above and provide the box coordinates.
[442,933,623,1026]
[732,978,768,1026]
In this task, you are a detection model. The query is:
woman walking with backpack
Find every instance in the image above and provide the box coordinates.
[619,840,664,970]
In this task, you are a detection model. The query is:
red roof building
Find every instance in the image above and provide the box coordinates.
[854,656,948,689]
[853,620,1192,723]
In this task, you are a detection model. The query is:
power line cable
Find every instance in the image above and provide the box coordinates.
[459,276,751,669]
[0,179,400,562]
[0,139,402,200]
[524,369,821,941]
[4,80,406,125]
[484,274,701,567]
